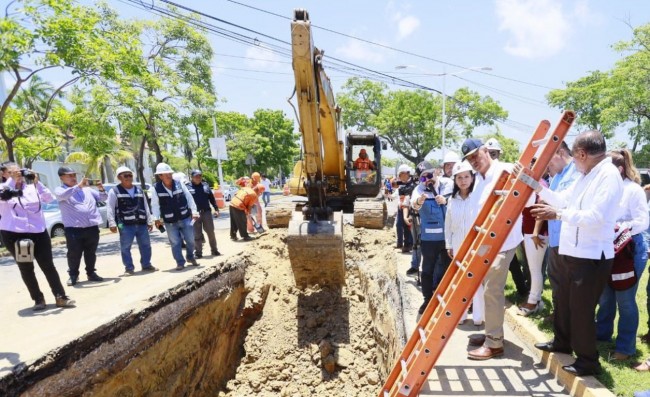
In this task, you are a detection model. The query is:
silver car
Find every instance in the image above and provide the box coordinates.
[43,200,109,238]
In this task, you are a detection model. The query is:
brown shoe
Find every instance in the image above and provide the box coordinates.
[468,345,504,360]
[611,352,630,361]
[469,334,486,346]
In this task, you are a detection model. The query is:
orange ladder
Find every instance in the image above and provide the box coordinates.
[380,110,576,397]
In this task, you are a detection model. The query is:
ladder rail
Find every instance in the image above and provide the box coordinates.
[380,111,575,397]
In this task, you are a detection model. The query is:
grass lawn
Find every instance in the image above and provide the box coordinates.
[505,261,650,397]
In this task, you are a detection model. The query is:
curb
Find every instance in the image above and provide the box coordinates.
[504,304,615,397]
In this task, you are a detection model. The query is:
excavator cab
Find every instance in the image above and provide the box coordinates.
[346,132,383,197]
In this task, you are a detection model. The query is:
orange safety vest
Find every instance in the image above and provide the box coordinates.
[354,157,373,170]
[230,187,258,212]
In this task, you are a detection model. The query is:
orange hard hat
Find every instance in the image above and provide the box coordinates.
[251,172,261,182]
[253,184,265,195]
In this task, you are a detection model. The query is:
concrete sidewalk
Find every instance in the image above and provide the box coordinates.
[393,242,614,397]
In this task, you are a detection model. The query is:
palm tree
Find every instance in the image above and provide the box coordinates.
[65,150,134,182]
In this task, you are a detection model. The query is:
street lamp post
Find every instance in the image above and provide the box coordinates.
[395,65,492,159]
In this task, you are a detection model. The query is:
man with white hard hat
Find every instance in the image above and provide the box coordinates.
[485,138,502,160]
[150,163,200,270]
[440,151,460,196]
[107,166,157,276]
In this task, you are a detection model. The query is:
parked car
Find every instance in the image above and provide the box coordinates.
[43,200,109,238]
[220,185,239,201]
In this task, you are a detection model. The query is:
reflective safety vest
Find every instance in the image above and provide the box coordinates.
[419,197,446,242]
[230,187,257,212]
[115,185,148,225]
[154,181,190,223]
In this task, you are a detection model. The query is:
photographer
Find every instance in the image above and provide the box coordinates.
[54,167,107,286]
[0,163,75,310]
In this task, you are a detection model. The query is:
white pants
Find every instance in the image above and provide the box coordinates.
[523,234,548,304]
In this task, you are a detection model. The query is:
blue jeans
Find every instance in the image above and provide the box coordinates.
[410,246,421,270]
[262,191,270,207]
[396,209,412,247]
[119,223,152,271]
[165,217,195,267]
[596,233,648,355]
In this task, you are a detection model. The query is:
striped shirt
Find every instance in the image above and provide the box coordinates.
[54,184,107,228]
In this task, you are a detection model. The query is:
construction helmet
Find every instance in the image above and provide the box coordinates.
[154,163,174,175]
[115,166,132,177]
[442,151,460,164]
[485,138,502,152]
[452,161,473,177]
[416,161,435,177]
[397,164,410,174]
[251,172,261,182]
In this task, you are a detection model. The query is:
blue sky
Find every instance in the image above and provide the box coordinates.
[4,0,650,161]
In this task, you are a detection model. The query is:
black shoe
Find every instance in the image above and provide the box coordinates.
[406,268,418,276]
[534,341,572,354]
[211,250,221,256]
[402,245,412,253]
[230,235,238,241]
[87,273,104,282]
[141,266,158,272]
[562,364,600,376]
[418,300,430,315]
[188,258,199,266]
[395,244,403,249]
[33,300,46,311]
[195,253,203,259]
[66,277,78,286]
[242,236,254,241]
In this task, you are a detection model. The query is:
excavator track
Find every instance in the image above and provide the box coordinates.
[353,199,387,229]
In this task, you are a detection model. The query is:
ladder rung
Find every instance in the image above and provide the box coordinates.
[383,391,389,397]
[470,249,476,256]
[454,260,465,270]
[532,137,548,147]
[436,294,446,307]
[400,358,408,374]
[493,189,509,196]
[418,327,427,344]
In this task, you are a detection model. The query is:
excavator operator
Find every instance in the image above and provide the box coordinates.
[353,148,376,183]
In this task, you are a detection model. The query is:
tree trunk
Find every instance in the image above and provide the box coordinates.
[148,136,163,164]
[103,155,114,183]
[137,137,147,190]
[5,139,15,162]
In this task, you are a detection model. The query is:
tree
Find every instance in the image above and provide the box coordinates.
[0,0,140,162]
[337,78,508,165]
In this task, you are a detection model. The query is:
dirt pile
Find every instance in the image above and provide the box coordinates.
[222,226,402,397]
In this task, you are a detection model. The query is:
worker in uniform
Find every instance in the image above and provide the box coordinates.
[230,177,263,241]
[150,163,200,270]
[107,166,157,276]
[354,148,375,183]
[186,169,220,258]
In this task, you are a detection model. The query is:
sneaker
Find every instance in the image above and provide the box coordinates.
[406,268,418,276]
[188,258,199,266]
[211,250,221,256]
[66,276,78,286]
[33,300,46,311]
[141,266,158,272]
[175,265,185,271]
[87,273,104,282]
[121,270,135,277]
[517,301,544,317]
[195,253,203,259]
[55,296,76,308]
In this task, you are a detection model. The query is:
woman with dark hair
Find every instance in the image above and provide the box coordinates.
[596,148,649,361]
[444,161,482,325]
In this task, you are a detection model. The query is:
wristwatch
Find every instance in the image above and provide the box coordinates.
[555,210,562,220]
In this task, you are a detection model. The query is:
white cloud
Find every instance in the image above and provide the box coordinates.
[495,0,571,59]
[396,15,421,40]
[335,40,386,63]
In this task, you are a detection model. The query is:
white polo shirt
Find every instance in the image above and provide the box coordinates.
[539,157,623,260]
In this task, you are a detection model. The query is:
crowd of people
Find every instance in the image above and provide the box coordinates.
[391,129,650,384]
[0,162,266,311]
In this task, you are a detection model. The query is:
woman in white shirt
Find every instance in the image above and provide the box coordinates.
[595,148,649,361]
[444,161,484,325]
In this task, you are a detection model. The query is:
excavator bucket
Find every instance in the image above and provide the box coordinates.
[286,212,345,288]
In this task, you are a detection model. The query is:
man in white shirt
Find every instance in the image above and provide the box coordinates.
[531,130,622,376]
[261,174,272,207]
[461,138,525,360]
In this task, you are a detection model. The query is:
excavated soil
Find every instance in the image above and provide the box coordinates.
[13,225,403,397]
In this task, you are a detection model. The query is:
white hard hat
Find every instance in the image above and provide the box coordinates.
[485,138,502,152]
[155,162,174,175]
[115,166,132,177]
[452,161,473,177]
[397,164,411,174]
[442,151,460,164]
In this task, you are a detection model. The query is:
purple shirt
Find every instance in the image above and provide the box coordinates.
[54,184,108,228]
[0,178,54,233]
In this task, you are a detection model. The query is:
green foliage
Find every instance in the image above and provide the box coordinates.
[337,78,508,165]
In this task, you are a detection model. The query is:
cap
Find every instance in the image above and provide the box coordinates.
[452,161,473,177]
[461,138,484,160]
[397,164,410,174]
[58,166,76,176]
[416,161,435,176]
[442,151,461,164]
[485,138,502,152]
[191,169,202,177]
[115,166,132,177]
[154,163,174,175]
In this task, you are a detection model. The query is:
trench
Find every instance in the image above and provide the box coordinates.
[4,227,404,397]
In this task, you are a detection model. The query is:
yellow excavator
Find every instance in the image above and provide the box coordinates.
[267,9,387,288]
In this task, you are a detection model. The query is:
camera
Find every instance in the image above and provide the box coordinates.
[20,169,36,184]
[87,179,101,186]
[157,224,166,233]
[0,187,23,201]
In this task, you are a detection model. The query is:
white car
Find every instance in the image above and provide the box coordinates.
[43,200,109,238]
[220,185,239,201]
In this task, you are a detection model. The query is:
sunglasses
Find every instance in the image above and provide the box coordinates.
[422,172,434,179]
[121,174,133,178]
